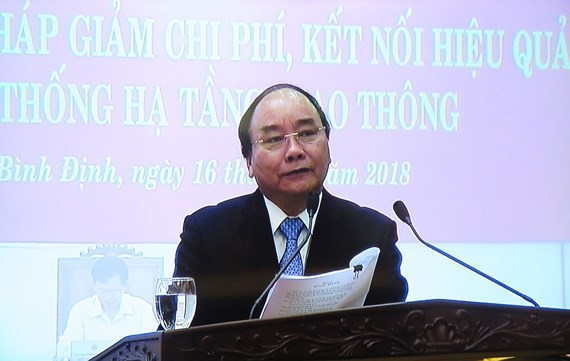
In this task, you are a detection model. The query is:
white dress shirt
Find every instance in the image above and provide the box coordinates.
[57,293,157,360]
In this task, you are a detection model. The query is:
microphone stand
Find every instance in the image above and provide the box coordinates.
[394,201,539,308]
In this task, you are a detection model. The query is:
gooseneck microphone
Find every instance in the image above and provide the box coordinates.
[249,192,320,319]
[393,200,540,308]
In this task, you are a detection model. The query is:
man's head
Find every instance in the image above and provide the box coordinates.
[238,84,332,214]
[91,256,129,314]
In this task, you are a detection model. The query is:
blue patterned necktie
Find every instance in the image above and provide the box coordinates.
[279,217,305,275]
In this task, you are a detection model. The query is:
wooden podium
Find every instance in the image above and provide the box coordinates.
[91,300,570,361]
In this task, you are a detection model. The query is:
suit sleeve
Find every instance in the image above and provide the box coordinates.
[172,210,265,326]
[365,218,409,305]
[174,214,203,278]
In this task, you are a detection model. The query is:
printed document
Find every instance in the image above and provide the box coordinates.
[260,247,379,319]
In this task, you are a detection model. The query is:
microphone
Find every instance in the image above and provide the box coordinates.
[393,200,540,308]
[306,191,319,218]
[249,192,320,319]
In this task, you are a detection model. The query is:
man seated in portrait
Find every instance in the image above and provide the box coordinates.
[56,256,157,361]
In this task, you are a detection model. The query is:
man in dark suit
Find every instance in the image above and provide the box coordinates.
[174,83,408,326]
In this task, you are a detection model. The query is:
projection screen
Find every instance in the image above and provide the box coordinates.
[0,1,568,360]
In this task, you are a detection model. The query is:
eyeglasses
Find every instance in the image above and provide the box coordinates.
[253,127,326,151]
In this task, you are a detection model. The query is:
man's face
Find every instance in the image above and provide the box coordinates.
[247,88,331,207]
[94,275,125,312]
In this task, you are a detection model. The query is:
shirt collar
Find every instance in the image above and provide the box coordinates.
[89,294,136,321]
[263,194,321,234]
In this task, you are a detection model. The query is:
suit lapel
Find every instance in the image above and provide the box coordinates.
[238,189,280,270]
[305,190,348,274]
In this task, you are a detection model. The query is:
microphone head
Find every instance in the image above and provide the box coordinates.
[306,192,319,217]
[393,200,411,225]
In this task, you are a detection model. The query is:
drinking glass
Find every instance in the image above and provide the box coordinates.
[154,277,197,330]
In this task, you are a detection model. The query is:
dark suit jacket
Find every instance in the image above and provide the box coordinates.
[174,188,408,326]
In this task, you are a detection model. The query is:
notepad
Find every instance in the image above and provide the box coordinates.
[70,340,112,361]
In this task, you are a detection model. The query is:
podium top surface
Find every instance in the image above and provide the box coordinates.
[92,299,570,361]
